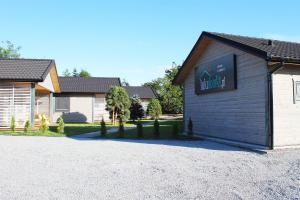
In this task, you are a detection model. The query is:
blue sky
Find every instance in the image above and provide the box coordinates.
[1,0,299,85]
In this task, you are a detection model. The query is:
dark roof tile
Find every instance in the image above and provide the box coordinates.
[0,59,54,81]
[125,86,156,99]
[59,77,121,93]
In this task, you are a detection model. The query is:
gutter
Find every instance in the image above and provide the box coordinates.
[267,61,284,149]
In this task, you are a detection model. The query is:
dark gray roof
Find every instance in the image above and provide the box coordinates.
[125,86,156,99]
[0,59,54,81]
[204,32,300,63]
[58,77,121,93]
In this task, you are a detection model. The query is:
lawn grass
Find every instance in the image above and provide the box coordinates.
[100,120,188,140]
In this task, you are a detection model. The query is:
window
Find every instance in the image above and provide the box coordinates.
[294,81,300,103]
[55,96,70,112]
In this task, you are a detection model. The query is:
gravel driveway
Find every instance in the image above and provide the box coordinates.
[0,136,299,200]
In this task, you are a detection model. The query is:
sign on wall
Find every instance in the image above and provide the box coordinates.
[195,54,237,95]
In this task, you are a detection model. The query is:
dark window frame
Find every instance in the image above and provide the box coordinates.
[55,96,70,112]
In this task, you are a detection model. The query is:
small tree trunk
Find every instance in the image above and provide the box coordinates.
[112,109,115,125]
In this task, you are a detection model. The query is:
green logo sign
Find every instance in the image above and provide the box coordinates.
[195,54,237,95]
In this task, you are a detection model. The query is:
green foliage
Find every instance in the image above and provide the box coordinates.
[130,95,144,121]
[188,117,193,136]
[137,121,143,138]
[72,68,79,77]
[79,70,91,77]
[24,120,31,132]
[0,41,21,58]
[10,116,16,132]
[105,86,131,124]
[62,69,72,77]
[100,118,107,136]
[121,78,129,86]
[57,117,65,134]
[147,99,162,120]
[143,63,183,114]
[40,116,49,133]
[153,119,160,138]
[172,122,179,138]
[118,118,125,138]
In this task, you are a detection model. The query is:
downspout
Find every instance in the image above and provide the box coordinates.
[267,61,284,149]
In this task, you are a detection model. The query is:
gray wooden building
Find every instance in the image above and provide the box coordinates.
[173,31,300,149]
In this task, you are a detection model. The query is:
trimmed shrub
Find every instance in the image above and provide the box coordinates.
[188,117,193,136]
[172,122,179,138]
[57,117,65,134]
[40,115,49,133]
[147,99,162,120]
[118,118,124,138]
[137,121,143,138]
[24,120,31,133]
[153,119,160,138]
[10,116,16,132]
[100,118,107,137]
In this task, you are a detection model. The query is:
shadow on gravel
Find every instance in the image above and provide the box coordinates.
[70,136,265,154]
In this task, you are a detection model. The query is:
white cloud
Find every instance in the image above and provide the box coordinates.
[262,33,300,43]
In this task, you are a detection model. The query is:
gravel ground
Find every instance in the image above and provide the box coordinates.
[0,136,299,200]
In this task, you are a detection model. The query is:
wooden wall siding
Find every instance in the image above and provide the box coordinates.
[184,41,268,146]
[273,66,300,147]
[94,94,110,122]
[0,83,31,127]
[53,94,93,123]
[35,92,50,117]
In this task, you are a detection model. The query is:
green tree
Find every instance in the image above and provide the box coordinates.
[72,68,79,77]
[63,69,72,77]
[143,63,183,114]
[79,69,91,77]
[121,78,129,86]
[57,117,65,134]
[0,41,21,58]
[130,95,144,121]
[105,86,131,124]
[147,99,162,120]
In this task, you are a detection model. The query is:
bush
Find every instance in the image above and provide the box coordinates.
[147,99,162,120]
[24,120,31,133]
[172,122,179,138]
[137,121,143,138]
[40,115,49,133]
[10,116,16,132]
[153,119,160,138]
[57,117,65,134]
[118,118,125,138]
[188,117,193,136]
[130,95,144,121]
[100,118,107,137]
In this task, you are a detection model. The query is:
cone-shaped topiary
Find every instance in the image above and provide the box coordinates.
[10,116,16,132]
[57,117,65,134]
[40,115,49,133]
[100,118,107,137]
[137,120,143,138]
[153,119,160,138]
[24,120,31,133]
[118,118,124,138]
